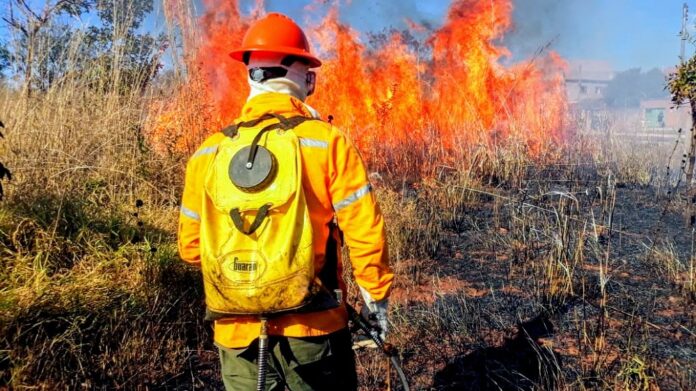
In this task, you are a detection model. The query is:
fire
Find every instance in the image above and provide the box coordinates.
[149,0,568,168]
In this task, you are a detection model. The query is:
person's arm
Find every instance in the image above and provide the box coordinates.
[328,129,393,334]
[178,139,221,266]
[178,156,203,266]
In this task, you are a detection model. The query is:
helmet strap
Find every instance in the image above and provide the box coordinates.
[306,71,316,97]
[249,67,289,83]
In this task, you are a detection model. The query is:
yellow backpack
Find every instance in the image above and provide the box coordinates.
[200,114,321,316]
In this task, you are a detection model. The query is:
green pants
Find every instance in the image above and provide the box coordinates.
[218,328,357,391]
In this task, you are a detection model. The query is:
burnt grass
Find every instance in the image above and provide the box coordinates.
[358,178,696,390]
[2,165,695,390]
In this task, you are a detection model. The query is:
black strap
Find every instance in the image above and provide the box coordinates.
[247,121,280,167]
[267,113,290,128]
[222,113,278,138]
[224,113,317,235]
[222,113,317,139]
[318,222,341,291]
[237,113,315,167]
[230,203,272,235]
[249,67,289,83]
[238,113,279,129]
[222,124,238,138]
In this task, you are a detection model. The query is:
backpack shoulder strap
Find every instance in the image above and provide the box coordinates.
[221,113,274,138]
[222,113,322,138]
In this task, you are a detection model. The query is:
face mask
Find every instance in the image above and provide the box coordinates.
[246,53,314,101]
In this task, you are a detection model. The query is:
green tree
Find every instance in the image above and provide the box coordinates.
[1,0,93,95]
[604,68,668,108]
[84,0,163,93]
[19,23,78,90]
[0,43,10,78]
[1,0,162,94]
[668,55,696,185]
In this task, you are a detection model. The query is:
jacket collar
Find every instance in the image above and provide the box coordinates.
[235,92,314,123]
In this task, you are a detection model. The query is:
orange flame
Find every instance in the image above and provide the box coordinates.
[149,0,568,167]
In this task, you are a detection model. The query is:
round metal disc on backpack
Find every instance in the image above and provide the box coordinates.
[229,146,277,193]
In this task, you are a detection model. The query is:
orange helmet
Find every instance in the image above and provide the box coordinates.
[230,13,322,68]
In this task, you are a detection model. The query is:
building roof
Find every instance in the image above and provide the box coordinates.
[565,60,615,82]
[640,99,675,109]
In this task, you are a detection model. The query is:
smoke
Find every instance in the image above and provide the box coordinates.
[258,0,442,37]
[152,0,568,157]
[299,0,572,60]
[339,0,441,31]
[503,0,683,70]
[501,0,572,62]
[334,0,573,64]
[240,0,682,70]
[263,0,572,62]
[246,0,573,62]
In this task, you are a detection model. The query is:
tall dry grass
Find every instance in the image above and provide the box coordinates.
[4,79,683,387]
[0,8,215,387]
[1,2,693,390]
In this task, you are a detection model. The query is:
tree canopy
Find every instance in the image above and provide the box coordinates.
[1,0,162,94]
[604,68,668,108]
[668,55,696,106]
[0,44,10,78]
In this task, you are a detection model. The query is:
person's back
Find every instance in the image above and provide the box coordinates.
[177,13,393,391]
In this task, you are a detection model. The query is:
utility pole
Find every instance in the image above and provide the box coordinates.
[679,3,696,228]
[682,3,689,64]
[683,2,696,188]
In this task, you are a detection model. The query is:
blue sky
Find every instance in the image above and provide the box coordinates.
[229,0,695,72]
[3,0,693,72]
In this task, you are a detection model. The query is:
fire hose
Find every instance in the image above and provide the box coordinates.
[256,317,269,391]
[345,303,410,391]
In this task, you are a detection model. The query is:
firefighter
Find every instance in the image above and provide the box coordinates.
[177,13,393,391]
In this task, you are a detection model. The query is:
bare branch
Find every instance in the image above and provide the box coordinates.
[42,0,69,22]
[2,3,29,37]
[14,0,42,22]
[43,0,84,22]
[1,16,28,36]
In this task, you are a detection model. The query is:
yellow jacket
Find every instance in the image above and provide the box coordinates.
[178,93,392,348]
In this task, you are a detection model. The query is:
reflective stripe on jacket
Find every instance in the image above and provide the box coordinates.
[177,92,393,348]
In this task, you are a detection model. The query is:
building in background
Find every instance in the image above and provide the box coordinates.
[565,60,615,104]
[640,99,690,130]
[566,61,691,143]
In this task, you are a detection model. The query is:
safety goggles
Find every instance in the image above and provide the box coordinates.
[249,67,288,83]
[249,67,317,96]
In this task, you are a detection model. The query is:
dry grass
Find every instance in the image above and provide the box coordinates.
[5,86,692,388]
[1,8,694,391]
[0,28,215,387]
[0,8,204,385]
